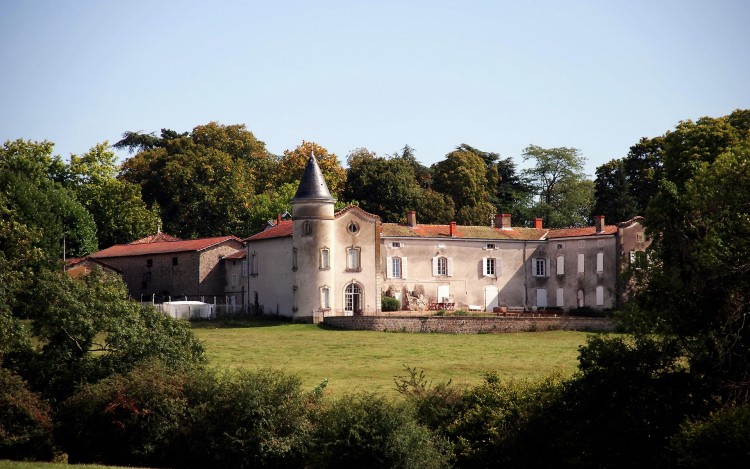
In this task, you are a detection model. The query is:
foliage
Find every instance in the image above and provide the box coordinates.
[180,368,311,469]
[415,188,455,224]
[591,158,638,223]
[277,141,346,196]
[432,149,495,224]
[245,182,298,234]
[381,295,401,312]
[522,144,592,227]
[309,392,449,469]
[56,361,191,467]
[668,404,750,469]
[6,269,205,404]
[0,368,54,461]
[394,366,462,434]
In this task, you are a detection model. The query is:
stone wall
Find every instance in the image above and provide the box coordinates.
[323,315,615,333]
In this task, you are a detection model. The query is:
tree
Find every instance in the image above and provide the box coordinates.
[245,182,298,234]
[591,159,638,223]
[522,145,592,227]
[344,149,423,222]
[622,136,663,213]
[432,149,495,224]
[277,141,346,196]
[495,157,534,223]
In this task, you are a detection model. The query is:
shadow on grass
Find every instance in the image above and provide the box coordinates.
[190,317,294,329]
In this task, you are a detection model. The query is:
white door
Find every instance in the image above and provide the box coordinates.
[484,286,499,312]
[536,288,547,308]
[436,284,450,303]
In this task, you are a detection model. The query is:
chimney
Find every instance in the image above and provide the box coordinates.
[595,215,605,232]
[406,211,417,227]
[493,214,502,228]
[449,221,457,237]
[534,217,543,230]
[277,213,282,226]
[499,213,511,230]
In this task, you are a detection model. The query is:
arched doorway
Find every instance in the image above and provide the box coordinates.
[344,282,362,316]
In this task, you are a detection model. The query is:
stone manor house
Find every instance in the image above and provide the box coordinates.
[81,154,646,321]
[245,154,648,322]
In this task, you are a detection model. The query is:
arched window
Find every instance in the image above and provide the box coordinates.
[346,247,361,271]
[344,283,362,314]
[320,286,330,309]
[320,248,330,269]
[303,221,313,236]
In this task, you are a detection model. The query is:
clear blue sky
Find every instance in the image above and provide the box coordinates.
[2,0,748,176]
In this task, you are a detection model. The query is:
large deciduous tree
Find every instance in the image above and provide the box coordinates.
[276,141,346,196]
[591,159,638,223]
[522,145,592,228]
[432,148,495,225]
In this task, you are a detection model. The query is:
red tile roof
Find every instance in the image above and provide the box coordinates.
[223,249,246,260]
[381,223,547,241]
[128,232,182,244]
[246,220,294,241]
[91,236,243,258]
[334,205,380,220]
[546,226,617,238]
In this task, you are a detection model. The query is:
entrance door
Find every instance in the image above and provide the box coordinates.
[484,286,499,312]
[344,283,361,316]
[536,288,547,308]
[436,284,450,303]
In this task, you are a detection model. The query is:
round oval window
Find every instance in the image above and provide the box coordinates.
[347,222,359,234]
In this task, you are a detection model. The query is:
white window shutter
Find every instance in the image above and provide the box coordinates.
[556,288,564,307]
[578,253,585,273]
[386,256,392,278]
[496,258,502,277]
[557,255,564,275]
[531,258,538,277]
[447,257,454,277]
[596,252,604,272]
[596,286,604,305]
[402,257,408,279]
[482,257,489,277]
[432,257,438,276]
[545,258,550,277]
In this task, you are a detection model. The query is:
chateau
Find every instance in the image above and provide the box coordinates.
[245,154,647,322]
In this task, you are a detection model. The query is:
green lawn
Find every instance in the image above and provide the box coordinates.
[0,462,140,469]
[192,320,598,397]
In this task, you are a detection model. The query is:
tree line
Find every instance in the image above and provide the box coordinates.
[2,110,750,467]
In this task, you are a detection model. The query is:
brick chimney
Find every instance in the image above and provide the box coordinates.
[534,217,543,230]
[276,213,282,225]
[406,211,417,227]
[498,213,511,230]
[449,221,457,237]
[595,215,605,232]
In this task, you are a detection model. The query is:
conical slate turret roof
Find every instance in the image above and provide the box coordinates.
[291,152,336,203]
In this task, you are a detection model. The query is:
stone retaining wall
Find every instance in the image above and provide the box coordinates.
[323,315,615,334]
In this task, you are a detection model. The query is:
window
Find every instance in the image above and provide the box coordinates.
[556,255,565,275]
[172,257,178,266]
[557,243,563,250]
[320,248,330,269]
[321,286,330,309]
[231,274,238,287]
[250,252,258,275]
[347,221,359,234]
[146,258,153,268]
[344,283,361,314]
[485,243,496,250]
[577,289,585,307]
[636,232,644,243]
[437,257,447,276]
[303,221,312,236]
[242,260,248,277]
[483,257,496,277]
[346,247,361,271]
[596,286,604,306]
[432,256,452,276]
[577,253,585,273]
[292,248,298,271]
[392,257,402,278]
[391,242,401,248]
[534,258,549,277]
[556,288,564,307]
[578,240,585,248]
[596,252,604,272]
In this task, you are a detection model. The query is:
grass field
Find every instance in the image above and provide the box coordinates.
[192,320,598,397]
[0,462,137,469]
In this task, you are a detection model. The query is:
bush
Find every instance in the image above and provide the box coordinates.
[309,393,449,469]
[181,368,311,469]
[668,404,750,469]
[57,361,191,467]
[381,296,401,312]
[0,367,54,461]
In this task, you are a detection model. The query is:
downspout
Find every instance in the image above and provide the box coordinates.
[523,241,528,309]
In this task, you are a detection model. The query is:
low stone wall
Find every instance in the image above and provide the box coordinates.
[323,315,615,334]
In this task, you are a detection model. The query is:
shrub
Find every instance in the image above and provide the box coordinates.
[309,393,449,469]
[181,368,311,469]
[668,404,750,469]
[0,367,54,461]
[57,361,191,467]
[381,296,401,312]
